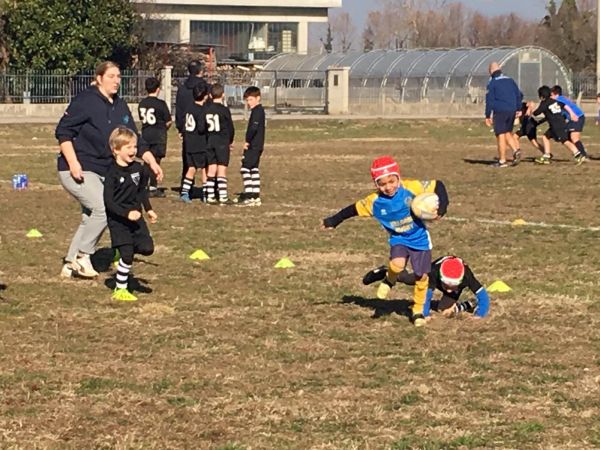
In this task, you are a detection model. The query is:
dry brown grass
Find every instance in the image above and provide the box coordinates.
[0,119,599,449]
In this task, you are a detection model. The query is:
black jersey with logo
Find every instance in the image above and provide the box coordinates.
[103,161,152,219]
[138,96,171,144]
[203,102,234,149]
[532,98,567,131]
[183,103,208,154]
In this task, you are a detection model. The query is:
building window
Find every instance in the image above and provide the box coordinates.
[190,21,298,61]
[143,20,180,44]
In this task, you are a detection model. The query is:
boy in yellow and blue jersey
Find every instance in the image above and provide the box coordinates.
[322,156,447,327]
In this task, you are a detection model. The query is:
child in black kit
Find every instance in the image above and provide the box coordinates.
[180,85,209,203]
[236,86,265,206]
[138,77,172,197]
[204,83,235,204]
[104,127,157,302]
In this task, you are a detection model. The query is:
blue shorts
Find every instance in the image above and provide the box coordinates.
[567,115,585,133]
[493,111,516,135]
[390,245,431,277]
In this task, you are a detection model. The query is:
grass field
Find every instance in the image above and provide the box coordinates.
[0,118,599,449]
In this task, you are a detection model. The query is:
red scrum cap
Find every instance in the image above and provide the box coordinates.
[439,257,465,286]
[371,156,400,182]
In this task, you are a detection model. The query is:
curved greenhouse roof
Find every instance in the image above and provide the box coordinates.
[258,47,571,103]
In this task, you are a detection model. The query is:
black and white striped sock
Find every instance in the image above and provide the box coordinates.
[251,168,260,198]
[181,177,193,196]
[116,259,132,289]
[217,177,228,201]
[206,177,217,200]
[241,168,252,195]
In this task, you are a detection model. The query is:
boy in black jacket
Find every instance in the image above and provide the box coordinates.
[237,86,266,206]
[104,127,157,302]
[138,77,172,197]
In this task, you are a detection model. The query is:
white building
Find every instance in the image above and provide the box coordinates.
[132,0,341,62]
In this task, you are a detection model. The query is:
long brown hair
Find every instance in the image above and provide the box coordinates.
[95,61,119,78]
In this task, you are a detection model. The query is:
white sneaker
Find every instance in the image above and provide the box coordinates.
[60,263,74,278]
[72,254,99,278]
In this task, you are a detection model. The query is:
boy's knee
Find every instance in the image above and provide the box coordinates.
[389,258,405,273]
[136,240,154,256]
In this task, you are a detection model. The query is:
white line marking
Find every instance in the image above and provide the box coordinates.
[446,217,600,232]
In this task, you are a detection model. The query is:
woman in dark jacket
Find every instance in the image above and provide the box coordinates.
[56,61,162,278]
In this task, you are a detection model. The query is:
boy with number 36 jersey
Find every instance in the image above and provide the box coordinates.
[138,77,172,196]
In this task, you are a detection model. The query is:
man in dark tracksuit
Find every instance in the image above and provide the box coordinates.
[175,60,210,191]
[484,62,523,168]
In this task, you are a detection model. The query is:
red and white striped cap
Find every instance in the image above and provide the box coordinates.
[440,257,465,286]
[370,156,400,182]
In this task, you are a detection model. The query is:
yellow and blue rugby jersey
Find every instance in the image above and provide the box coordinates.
[402,178,436,195]
[355,187,432,251]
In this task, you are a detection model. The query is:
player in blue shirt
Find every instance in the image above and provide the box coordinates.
[551,85,588,159]
[322,156,435,327]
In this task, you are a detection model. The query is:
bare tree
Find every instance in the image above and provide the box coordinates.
[330,11,356,52]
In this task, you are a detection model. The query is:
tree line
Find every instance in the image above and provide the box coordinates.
[325,0,597,73]
[0,0,595,73]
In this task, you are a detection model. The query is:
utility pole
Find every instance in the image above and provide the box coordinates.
[597,0,600,92]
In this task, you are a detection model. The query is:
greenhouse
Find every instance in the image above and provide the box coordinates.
[254,47,571,114]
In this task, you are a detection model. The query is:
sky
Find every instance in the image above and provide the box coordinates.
[340,0,551,32]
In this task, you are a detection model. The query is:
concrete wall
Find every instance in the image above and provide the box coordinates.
[0,101,597,123]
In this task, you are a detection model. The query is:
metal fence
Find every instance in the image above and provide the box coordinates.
[0,69,155,104]
[572,73,597,98]
[0,68,597,111]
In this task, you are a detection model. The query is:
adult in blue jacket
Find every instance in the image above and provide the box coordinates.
[485,62,523,168]
[56,61,162,279]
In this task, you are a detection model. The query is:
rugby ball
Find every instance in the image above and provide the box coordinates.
[411,193,439,220]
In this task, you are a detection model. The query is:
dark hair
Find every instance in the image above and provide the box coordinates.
[243,86,261,99]
[188,60,203,76]
[145,77,160,94]
[551,85,563,96]
[538,85,551,100]
[210,83,224,99]
[193,85,208,102]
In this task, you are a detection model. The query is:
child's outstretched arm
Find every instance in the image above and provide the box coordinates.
[434,180,449,217]
[322,193,377,229]
[322,204,358,229]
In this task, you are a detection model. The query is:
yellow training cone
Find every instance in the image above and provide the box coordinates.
[26,228,43,238]
[189,249,210,260]
[512,219,527,226]
[274,257,295,269]
[487,280,511,293]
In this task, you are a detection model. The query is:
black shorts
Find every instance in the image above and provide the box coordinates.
[147,142,167,159]
[545,126,569,143]
[208,145,230,166]
[241,147,263,170]
[567,115,585,133]
[516,117,537,140]
[493,111,516,135]
[108,216,153,250]
[185,152,210,169]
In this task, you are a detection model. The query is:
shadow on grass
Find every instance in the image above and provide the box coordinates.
[463,156,572,165]
[104,276,153,294]
[342,295,412,319]
[91,247,117,273]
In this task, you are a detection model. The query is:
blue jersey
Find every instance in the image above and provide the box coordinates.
[556,95,584,119]
[355,188,432,250]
